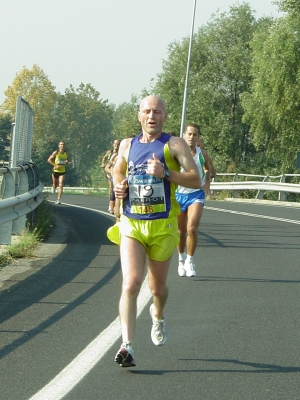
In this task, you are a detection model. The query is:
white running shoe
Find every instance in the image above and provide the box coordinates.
[115,341,136,367]
[178,260,186,277]
[55,199,61,205]
[150,304,167,346]
[185,259,196,277]
[178,253,187,276]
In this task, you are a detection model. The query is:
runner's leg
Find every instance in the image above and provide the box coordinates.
[119,236,147,342]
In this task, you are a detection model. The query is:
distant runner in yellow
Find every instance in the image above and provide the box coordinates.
[47,141,72,204]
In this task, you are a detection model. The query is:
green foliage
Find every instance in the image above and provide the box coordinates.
[0,199,53,266]
[0,65,57,148]
[275,0,300,13]
[31,140,79,187]
[32,197,53,238]
[1,68,114,186]
[154,4,259,171]
[242,12,300,174]
[2,2,300,182]
[88,154,110,188]
[0,114,12,161]
[155,39,191,135]
[47,84,114,185]
[112,95,142,139]
[31,139,57,186]
[7,231,38,259]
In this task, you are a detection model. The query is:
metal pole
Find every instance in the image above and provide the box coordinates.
[180,0,197,137]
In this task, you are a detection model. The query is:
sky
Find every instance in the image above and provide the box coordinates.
[0,0,283,107]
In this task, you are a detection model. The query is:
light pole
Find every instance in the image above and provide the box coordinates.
[180,0,197,137]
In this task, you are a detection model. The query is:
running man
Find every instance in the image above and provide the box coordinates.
[47,141,72,204]
[110,95,200,367]
[197,136,216,179]
[105,150,119,214]
[176,124,211,277]
[101,139,121,212]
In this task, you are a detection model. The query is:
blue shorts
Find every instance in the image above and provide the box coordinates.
[175,190,205,212]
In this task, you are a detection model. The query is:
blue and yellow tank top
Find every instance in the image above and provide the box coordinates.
[123,133,180,220]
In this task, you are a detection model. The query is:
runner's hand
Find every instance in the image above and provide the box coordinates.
[114,179,128,199]
[146,153,164,178]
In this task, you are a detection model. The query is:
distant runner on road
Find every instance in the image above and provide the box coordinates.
[47,141,72,205]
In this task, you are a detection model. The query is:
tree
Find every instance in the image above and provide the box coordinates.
[275,0,300,13]
[45,83,113,185]
[155,4,261,172]
[31,139,59,186]
[0,65,57,148]
[155,38,192,136]
[112,95,142,139]
[0,114,12,162]
[242,10,300,173]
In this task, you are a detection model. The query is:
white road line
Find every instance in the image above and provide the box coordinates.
[29,278,151,400]
[51,201,112,217]
[205,206,300,225]
[31,202,151,399]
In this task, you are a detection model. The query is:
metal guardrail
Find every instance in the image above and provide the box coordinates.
[1,172,298,245]
[45,173,300,202]
[0,163,44,244]
[211,173,300,202]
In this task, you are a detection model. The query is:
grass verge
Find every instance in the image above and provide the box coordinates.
[0,199,53,267]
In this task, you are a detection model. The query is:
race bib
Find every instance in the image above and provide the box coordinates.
[57,159,67,165]
[128,174,166,214]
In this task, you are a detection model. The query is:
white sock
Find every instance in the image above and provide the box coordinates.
[186,254,194,262]
[178,252,186,261]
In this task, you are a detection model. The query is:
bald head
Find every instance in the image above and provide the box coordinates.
[139,95,167,113]
[138,95,168,136]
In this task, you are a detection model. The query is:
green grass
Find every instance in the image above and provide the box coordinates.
[6,231,39,259]
[0,199,53,267]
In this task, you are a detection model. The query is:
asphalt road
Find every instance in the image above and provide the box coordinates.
[0,194,299,400]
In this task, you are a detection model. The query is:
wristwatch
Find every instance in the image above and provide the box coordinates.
[163,167,171,179]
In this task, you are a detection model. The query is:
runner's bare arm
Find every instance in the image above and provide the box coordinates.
[209,156,216,178]
[104,162,112,177]
[145,137,200,188]
[113,138,132,199]
[47,151,58,167]
[201,148,211,195]
[101,149,112,168]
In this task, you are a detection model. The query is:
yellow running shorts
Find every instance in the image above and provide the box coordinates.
[107,214,179,261]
